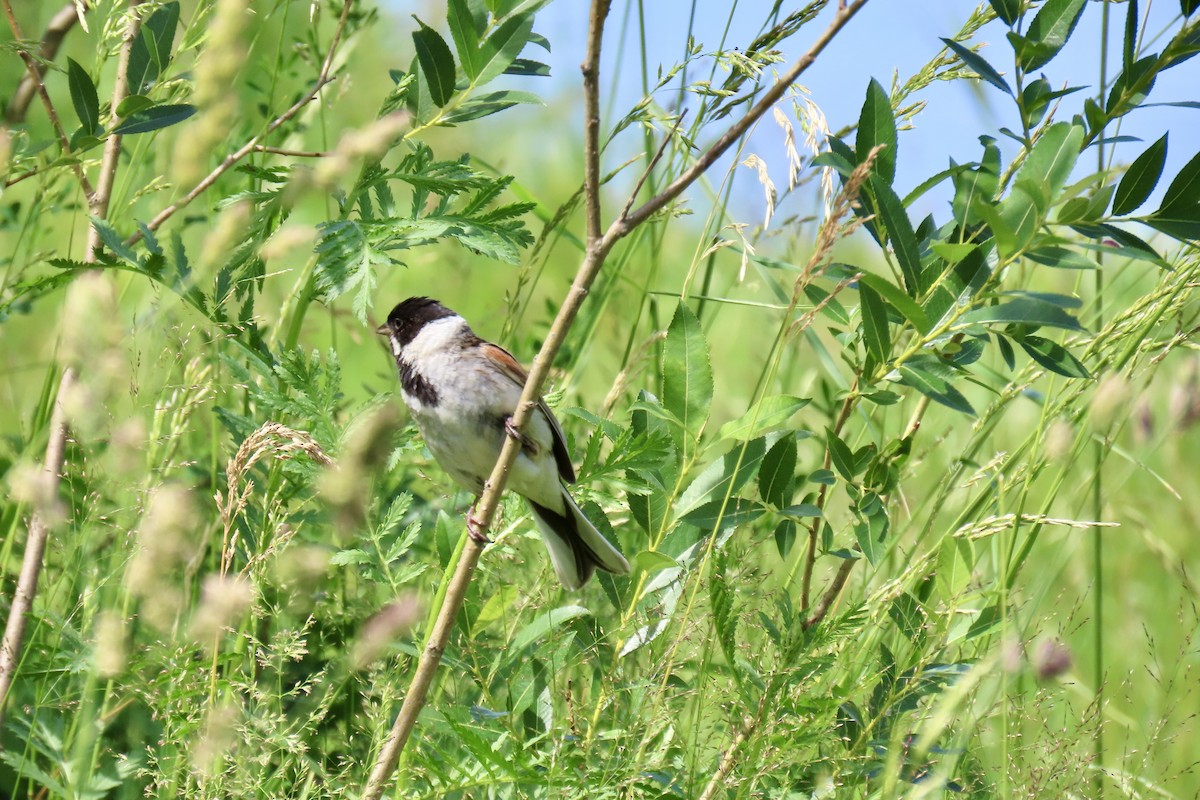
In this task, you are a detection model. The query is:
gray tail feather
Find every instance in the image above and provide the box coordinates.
[527,490,630,590]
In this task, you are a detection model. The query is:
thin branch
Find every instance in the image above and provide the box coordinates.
[1,0,95,198]
[126,0,354,246]
[580,0,611,245]
[361,1,871,794]
[619,110,687,222]
[0,0,140,737]
[253,145,330,157]
[5,1,85,124]
[697,717,757,800]
[614,0,869,237]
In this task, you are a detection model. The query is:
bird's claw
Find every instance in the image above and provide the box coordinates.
[467,506,492,544]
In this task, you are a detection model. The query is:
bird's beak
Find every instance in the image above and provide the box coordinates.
[374,323,390,336]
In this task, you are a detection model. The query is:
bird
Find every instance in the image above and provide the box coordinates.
[376,296,630,589]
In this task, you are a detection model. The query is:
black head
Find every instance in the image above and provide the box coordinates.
[376,297,458,347]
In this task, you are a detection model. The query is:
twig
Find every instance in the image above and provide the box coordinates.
[253,145,330,158]
[0,0,141,738]
[1,0,95,198]
[619,110,688,222]
[615,0,868,235]
[360,1,872,794]
[697,717,757,800]
[580,0,610,245]
[126,0,354,246]
[4,1,85,124]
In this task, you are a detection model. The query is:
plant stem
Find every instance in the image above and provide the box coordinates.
[0,0,142,737]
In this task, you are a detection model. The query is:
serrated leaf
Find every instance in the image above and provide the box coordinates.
[476,11,534,85]
[1157,147,1200,215]
[1025,245,1100,270]
[67,58,100,136]
[1114,133,1168,215]
[447,0,481,79]
[1016,0,1086,70]
[661,302,712,441]
[858,282,891,364]
[988,0,1021,25]
[412,18,457,107]
[758,435,797,508]
[897,363,975,416]
[961,297,1085,331]
[859,273,930,333]
[717,395,809,441]
[941,38,1013,96]
[857,78,897,184]
[127,1,180,94]
[826,427,856,482]
[869,176,923,294]
[439,89,542,123]
[1124,0,1139,75]
[111,103,196,135]
[680,498,765,533]
[1019,335,1091,378]
[773,520,797,558]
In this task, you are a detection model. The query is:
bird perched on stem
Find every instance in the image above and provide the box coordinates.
[377,297,630,589]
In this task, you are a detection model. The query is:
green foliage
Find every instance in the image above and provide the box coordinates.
[3,1,1200,799]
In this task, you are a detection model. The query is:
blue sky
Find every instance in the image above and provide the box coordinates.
[521,0,1197,227]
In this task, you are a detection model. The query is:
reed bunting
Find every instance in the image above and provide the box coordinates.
[377,297,630,589]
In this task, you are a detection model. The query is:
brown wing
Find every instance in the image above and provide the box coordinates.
[481,343,577,484]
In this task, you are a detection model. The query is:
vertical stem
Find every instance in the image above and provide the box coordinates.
[0,0,143,737]
[1092,4,1110,797]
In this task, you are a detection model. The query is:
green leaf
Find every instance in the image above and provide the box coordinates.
[1025,245,1100,270]
[412,18,457,107]
[717,395,809,441]
[67,58,100,136]
[116,94,155,117]
[859,273,929,333]
[1143,210,1200,241]
[1157,147,1200,215]
[898,363,974,416]
[661,302,713,440]
[941,38,1013,96]
[858,282,891,365]
[512,605,591,649]
[675,438,766,520]
[1185,0,1200,16]
[476,11,535,85]
[1114,133,1168,215]
[988,0,1020,26]
[758,435,797,508]
[111,103,196,135]
[632,550,680,574]
[774,520,797,558]
[1015,0,1087,70]
[826,427,857,482]
[869,176,923,294]
[1018,122,1085,203]
[680,498,765,533]
[961,297,1085,331]
[472,584,519,634]
[856,78,897,184]
[1019,335,1091,378]
[854,509,887,565]
[439,89,542,123]
[1124,0,1139,75]
[447,0,481,79]
[127,1,180,94]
